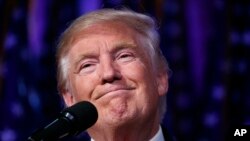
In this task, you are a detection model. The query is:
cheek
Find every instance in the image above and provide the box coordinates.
[71,75,98,101]
[122,61,157,92]
[122,63,159,113]
[122,63,146,82]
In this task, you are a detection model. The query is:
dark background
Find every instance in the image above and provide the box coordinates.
[0,0,249,141]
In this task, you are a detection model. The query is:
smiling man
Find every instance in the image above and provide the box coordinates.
[56,8,173,141]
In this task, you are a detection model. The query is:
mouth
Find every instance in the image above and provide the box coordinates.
[95,86,135,100]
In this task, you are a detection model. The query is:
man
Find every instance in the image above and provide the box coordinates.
[56,8,172,141]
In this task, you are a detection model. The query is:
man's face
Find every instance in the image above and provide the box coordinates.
[62,22,167,128]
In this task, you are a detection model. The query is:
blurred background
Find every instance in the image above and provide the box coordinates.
[0,0,250,141]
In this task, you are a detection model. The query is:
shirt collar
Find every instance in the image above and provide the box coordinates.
[149,126,165,141]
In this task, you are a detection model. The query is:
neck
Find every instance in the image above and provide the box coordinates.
[88,115,160,141]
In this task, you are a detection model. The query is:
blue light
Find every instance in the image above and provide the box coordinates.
[11,102,24,118]
[204,112,219,128]
[212,85,225,101]
[0,128,17,141]
[28,89,41,112]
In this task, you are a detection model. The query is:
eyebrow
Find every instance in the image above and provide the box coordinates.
[110,42,137,54]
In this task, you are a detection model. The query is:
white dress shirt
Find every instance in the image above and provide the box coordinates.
[150,126,165,141]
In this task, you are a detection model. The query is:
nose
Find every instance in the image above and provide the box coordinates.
[100,59,122,84]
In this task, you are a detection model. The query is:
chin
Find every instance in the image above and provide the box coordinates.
[97,96,140,126]
[104,106,137,126]
[105,114,137,127]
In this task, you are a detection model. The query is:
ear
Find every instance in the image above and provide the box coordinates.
[157,71,169,96]
[62,89,74,107]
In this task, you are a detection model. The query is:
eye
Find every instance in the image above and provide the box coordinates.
[78,61,97,74]
[120,53,131,58]
[117,52,135,62]
[81,63,93,69]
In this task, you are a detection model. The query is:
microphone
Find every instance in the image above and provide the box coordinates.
[28,101,98,141]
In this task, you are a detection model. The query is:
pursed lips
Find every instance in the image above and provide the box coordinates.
[94,85,135,100]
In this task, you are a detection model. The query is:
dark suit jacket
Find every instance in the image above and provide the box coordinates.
[161,125,176,141]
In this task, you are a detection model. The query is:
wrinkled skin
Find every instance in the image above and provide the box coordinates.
[62,22,168,141]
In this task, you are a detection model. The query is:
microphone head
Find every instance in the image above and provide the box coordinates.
[61,101,98,135]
